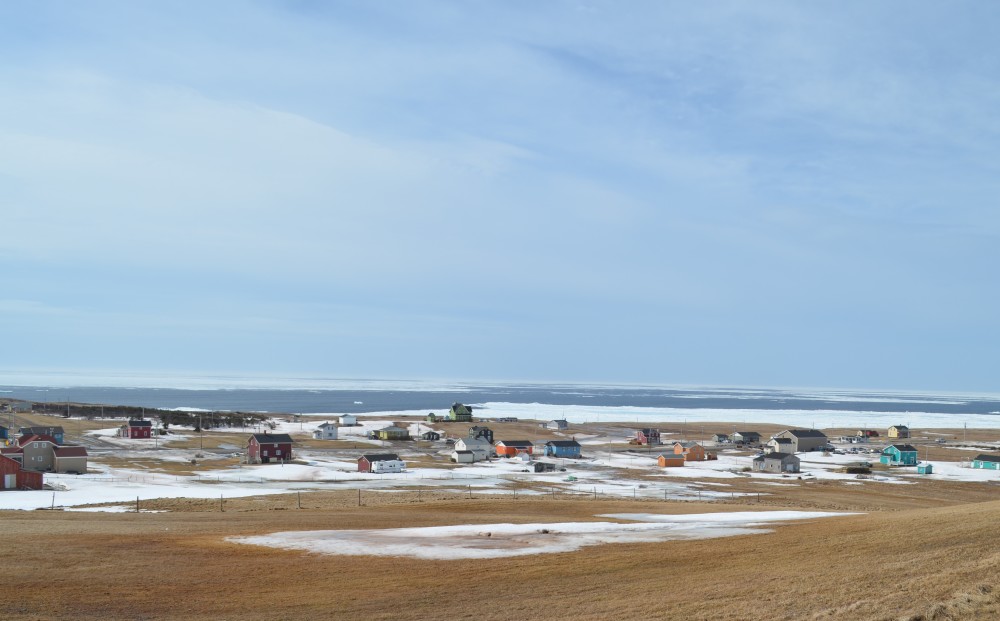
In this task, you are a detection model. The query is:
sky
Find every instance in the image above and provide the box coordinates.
[2,1,999,390]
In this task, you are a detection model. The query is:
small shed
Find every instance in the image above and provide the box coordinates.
[712,433,729,443]
[657,454,685,468]
[546,419,569,431]
[917,463,934,475]
[451,450,475,464]
[544,440,582,458]
[339,415,358,427]
[52,446,88,474]
[420,431,441,441]
[312,422,339,440]
[533,461,556,473]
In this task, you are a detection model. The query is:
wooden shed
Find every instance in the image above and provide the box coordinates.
[0,454,43,490]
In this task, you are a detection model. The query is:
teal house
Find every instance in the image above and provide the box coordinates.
[880,444,918,466]
[972,454,1000,470]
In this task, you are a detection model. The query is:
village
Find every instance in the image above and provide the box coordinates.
[3,399,1000,507]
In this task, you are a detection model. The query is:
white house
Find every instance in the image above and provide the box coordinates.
[312,422,338,440]
[546,419,569,430]
[454,437,492,462]
[339,415,358,426]
[451,450,475,464]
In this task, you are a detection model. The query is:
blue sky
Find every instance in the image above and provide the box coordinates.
[2,1,999,390]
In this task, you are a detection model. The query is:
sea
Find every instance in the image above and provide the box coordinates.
[2,371,1000,429]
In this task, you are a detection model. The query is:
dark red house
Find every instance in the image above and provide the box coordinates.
[636,428,661,445]
[121,419,153,439]
[247,433,294,464]
[1,454,43,490]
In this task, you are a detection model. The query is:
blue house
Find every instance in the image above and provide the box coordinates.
[544,440,582,458]
[880,444,918,466]
[0,425,8,441]
[971,454,1000,470]
[19,426,65,445]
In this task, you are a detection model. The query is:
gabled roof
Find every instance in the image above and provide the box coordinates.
[0,446,22,455]
[675,441,701,448]
[973,454,1000,463]
[784,429,827,438]
[18,434,57,447]
[453,450,474,455]
[126,420,152,427]
[545,440,581,448]
[53,446,88,457]
[249,433,294,444]
[771,438,793,444]
[360,453,400,462]
[734,431,761,439]
[497,440,533,448]
[886,444,918,453]
[764,452,797,461]
[657,453,685,460]
[890,425,909,430]
[316,422,336,429]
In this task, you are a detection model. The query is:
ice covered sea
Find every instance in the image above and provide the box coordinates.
[2,371,1000,428]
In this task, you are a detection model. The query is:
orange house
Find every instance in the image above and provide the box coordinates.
[673,441,711,462]
[657,454,685,467]
[495,440,533,457]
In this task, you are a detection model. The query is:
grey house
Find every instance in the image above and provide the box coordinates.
[752,452,800,474]
[771,429,829,453]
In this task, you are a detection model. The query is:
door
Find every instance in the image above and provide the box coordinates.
[4,474,15,489]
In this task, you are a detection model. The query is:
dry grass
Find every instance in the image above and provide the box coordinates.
[6,480,1000,621]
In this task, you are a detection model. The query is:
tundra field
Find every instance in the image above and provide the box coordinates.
[4,409,1000,621]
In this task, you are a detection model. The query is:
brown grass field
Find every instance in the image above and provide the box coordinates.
[6,410,1000,620]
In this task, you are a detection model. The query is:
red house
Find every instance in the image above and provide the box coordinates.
[121,419,153,439]
[247,433,294,464]
[1,454,43,490]
[636,428,661,445]
[495,440,533,457]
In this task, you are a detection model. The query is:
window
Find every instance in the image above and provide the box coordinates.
[275,450,282,456]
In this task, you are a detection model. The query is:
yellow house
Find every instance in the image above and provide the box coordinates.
[888,425,910,439]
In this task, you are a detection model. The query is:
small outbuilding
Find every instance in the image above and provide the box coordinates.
[451,450,475,464]
[372,426,410,441]
[339,415,358,427]
[880,444,919,466]
[546,419,569,431]
[917,463,934,475]
[420,431,441,441]
[533,461,556,473]
[732,431,761,446]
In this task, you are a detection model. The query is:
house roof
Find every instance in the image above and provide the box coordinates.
[549,419,568,424]
[53,446,88,457]
[19,426,64,435]
[784,429,828,438]
[658,453,685,460]
[890,425,909,430]
[18,434,57,447]
[360,453,400,462]
[497,440,533,448]
[453,450,474,455]
[973,454,1000,463]
[127,420,152,427]
[249,433,294,444]
[545,440,581,448]
[317,422,336,429]
[734,431,760,438]
[887,444,918,453]
[675,441,701,448]
[0,446,22,455]
[771,438,793,444]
